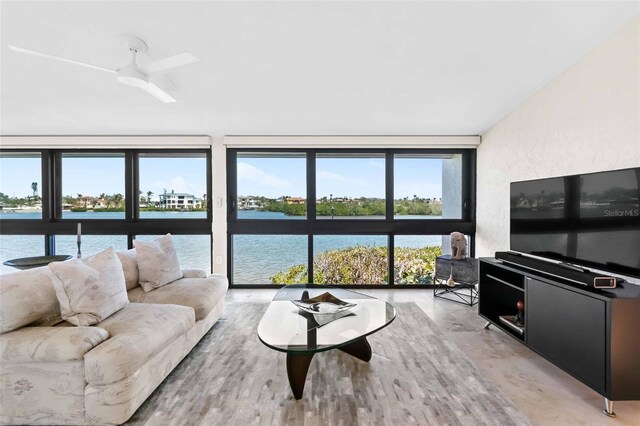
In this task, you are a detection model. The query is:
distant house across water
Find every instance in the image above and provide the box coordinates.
[285,197,305,205]
[158,190,203,210]
[238,196,260,210]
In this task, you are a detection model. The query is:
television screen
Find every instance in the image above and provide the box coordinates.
[510,168,640,277]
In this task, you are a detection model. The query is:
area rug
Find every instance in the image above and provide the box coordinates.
[126,302,531,426]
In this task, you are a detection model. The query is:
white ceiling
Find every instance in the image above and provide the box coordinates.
[1,1,638,136]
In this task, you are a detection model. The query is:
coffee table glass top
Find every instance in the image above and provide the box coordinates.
[257,285,396,354]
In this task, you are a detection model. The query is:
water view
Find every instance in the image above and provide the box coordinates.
[0,210,448,283]
[0,151,459,283]
[0,211,211,275]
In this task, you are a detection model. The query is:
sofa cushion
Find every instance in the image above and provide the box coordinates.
[0,326,108,362]
[181,269,207,279]
[116,248,139,291]
[0,267,63,335]
[84,302,195,385]
[127,274,228,321]
[134,234,183,292]
[48,247,129,326]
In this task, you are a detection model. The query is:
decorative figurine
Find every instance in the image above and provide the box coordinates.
[515,300,525,326]
[450,232,467,259]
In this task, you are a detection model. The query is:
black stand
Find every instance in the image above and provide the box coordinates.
[433,255,479,306]
[434,281,479,306]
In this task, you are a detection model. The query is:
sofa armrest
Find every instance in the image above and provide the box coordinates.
[0,326,109,363]
[181,269,207,279]
[207,273,229,283]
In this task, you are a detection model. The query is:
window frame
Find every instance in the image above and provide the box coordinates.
[0,148,213,271]
[227,148,476,287]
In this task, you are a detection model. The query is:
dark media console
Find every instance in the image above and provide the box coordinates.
[479,257,640,417]
[495,251,621,288]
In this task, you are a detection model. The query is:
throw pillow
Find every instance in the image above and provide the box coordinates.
[48,247,129,326]
[133,234,183,292]
[116,248,139,291]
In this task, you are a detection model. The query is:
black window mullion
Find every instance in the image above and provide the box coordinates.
[40,150,51,223]
[41,150,52,256]
[53,151,63,220]
[388,234,394,286]
[206,149,213,221]
[125,151,140,249]
[227,232,233,283]
[45,234,53,256]
[307,150,316,284]
[470,150,477,225]
[307,150,316,221]
[308,234,314,283]
[126,150,135,221]
[129,151,137,250]
[227,150,238,222]
[385,151,394,221]
[385,151,394,285]
[461,150,471,222]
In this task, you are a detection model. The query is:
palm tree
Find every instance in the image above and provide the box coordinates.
[113,193,124,209]
[147,191,154,204]
[77,193,87,207]
[31,182,38,197]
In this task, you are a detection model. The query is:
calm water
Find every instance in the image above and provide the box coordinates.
[1,210,446,283]
[234,210,444,283]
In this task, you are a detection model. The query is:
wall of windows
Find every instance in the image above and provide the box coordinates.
[0,149,212,274]
[227,148,475,286]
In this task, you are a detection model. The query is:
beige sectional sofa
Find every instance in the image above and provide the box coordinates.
[0,254,228,425]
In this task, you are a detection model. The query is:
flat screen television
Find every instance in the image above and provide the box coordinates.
[510,167,640,278]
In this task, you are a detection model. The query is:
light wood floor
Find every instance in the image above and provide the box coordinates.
[227,288,640,426]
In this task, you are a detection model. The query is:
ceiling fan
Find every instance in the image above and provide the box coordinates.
[7,36,199,103]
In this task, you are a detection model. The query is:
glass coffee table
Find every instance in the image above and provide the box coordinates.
[257,285,396,399]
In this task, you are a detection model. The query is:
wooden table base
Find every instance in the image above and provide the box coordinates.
[286,336,372,400]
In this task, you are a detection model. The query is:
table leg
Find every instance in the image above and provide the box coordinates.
[338,337,372,362]
[603,398,616,417]
[286,353,314,400]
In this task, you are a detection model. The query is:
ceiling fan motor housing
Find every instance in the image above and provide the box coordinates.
[117,67,148,87]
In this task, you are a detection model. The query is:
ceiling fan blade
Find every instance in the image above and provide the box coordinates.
[137,52,199,75]
[139,81,176,103]
[8,45,117,74]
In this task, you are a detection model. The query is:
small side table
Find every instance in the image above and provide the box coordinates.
[434,255,479,306]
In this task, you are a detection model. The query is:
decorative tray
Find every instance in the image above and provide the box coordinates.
[3,255,73,270]
[292,292,356,315]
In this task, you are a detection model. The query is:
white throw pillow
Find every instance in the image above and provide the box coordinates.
[48,247,129,326]
[116,248,139,291]
[133,234,183,292]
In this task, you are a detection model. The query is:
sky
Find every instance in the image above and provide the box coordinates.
[238,156,444,199]
[0,155,207,200]
[0,154,446,200]
[0,156,41,198]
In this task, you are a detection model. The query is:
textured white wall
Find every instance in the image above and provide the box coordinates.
[476,17,640,257]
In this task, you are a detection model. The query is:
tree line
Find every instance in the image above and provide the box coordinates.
[261,197,442,216]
